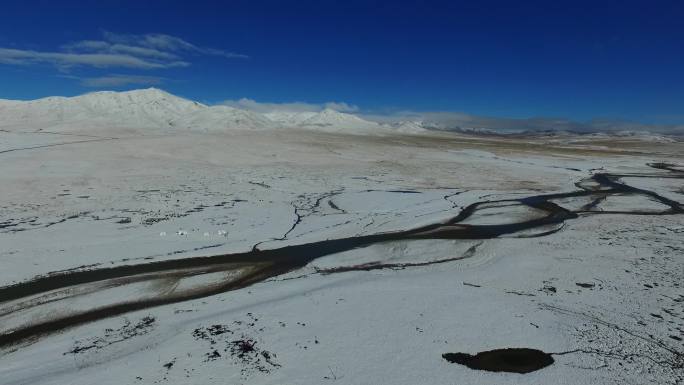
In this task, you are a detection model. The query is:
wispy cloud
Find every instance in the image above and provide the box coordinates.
[62,40,179,60]
[78,74,165,88]
[0,31,246,80]
[0,48,188,69]
[323,102,359,113]
[95,31,248,59]
[221,98,359,113]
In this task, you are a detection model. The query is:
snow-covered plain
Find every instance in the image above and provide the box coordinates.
[0,90,683,385]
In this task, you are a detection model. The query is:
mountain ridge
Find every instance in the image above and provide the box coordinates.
[0,88,403,134]
[0,88,679,140]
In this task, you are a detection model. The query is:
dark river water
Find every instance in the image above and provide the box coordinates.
[0,162,682,349]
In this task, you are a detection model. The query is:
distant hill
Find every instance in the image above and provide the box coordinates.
[0,88,678,141]
[0,88,412,135]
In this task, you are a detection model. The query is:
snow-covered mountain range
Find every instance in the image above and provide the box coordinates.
[0,88,679,140]
[0,88,424,135]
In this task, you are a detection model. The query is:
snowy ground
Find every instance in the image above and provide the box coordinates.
[1,126,682,385]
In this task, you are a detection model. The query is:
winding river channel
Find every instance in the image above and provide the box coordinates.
[0,163,682,349]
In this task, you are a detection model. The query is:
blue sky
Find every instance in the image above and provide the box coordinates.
[0,0,683,128]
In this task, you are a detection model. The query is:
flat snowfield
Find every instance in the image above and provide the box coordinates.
[1,127,683,385]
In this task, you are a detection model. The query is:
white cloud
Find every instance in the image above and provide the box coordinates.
[63,40,110,51]
[0,48,188,69]
[323,102,358,113]
[0,31,246,74]
[63,41,179,60]
[221,98,359,113]
[100,31,248,59]
[103,31,194,51]
[79,74,165,88]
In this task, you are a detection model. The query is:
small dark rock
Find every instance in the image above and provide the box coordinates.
[442,348,554,374]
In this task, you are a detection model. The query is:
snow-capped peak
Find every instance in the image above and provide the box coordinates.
[298,109,384,132]
[263,108,387,133]
[0,89,394,135]
[0,87,206,131]
[389,120,429,134]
